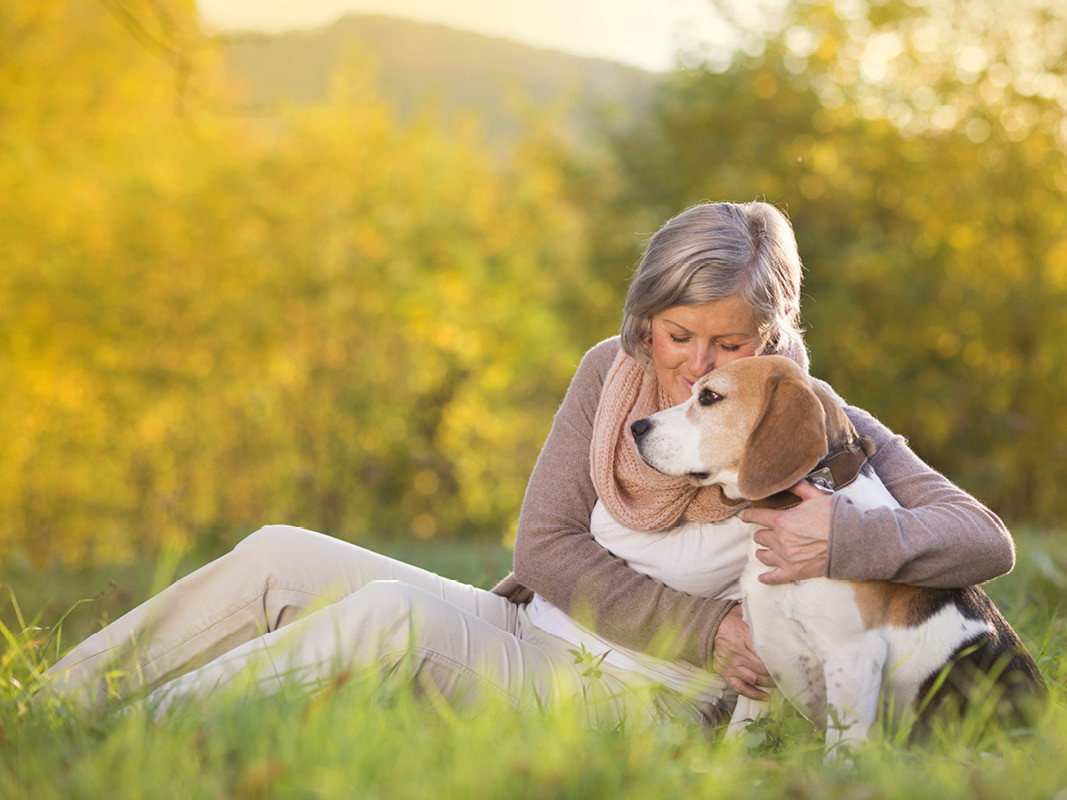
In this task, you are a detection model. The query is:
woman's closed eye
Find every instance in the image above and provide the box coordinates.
[669,335,741,352]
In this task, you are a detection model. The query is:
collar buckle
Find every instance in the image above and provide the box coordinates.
[807,466,836,492]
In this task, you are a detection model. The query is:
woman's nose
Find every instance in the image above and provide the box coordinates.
[688,348,714,377]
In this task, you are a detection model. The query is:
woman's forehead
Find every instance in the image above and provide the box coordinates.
[655,297,759,334]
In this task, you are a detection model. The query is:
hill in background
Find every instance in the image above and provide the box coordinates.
[217,14,660,136]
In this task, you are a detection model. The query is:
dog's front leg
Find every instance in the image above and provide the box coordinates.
[726,694,768,738]
[725,590,771,738]
[819,634,888,761]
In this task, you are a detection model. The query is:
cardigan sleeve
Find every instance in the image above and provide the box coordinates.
[826,404,1015,586]
[496,337,736,670]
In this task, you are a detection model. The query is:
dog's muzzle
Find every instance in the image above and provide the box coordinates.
[630,415,710,482]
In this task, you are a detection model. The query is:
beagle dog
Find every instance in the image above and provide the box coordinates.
[630,355,1046,757]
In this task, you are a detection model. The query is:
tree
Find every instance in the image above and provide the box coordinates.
[598,0,1067,521]
[0,1,611,564]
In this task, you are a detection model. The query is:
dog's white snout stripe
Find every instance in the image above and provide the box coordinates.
[633,408,704,476]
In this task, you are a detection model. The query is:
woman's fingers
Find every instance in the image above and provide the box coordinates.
[713,605,772,699]
[725,673,770,700]
[740,480,833,584]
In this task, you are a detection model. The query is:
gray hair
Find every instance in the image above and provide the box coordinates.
[620,201,808,371]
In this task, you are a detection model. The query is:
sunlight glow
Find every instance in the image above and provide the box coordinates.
[195,0,739,72]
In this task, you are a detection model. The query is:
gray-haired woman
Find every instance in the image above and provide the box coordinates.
[41,201,1014,727]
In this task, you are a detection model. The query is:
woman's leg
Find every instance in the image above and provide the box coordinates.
[146,580,692,732]
[43,525,510,707]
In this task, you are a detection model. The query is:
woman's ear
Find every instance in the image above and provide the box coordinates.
[737,373,827,500]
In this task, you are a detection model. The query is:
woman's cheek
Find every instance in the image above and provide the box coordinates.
[651,339,681,369]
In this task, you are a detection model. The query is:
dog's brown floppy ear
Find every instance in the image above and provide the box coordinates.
[737,372,827,500]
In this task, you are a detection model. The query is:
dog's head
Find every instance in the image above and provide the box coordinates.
[631,356,857,500]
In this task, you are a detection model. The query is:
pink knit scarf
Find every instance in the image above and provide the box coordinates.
[590,350,746,531]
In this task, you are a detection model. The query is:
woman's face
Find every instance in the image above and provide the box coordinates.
[649,295,763,406]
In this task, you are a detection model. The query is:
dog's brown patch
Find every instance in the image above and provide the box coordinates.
[851,581,952,629]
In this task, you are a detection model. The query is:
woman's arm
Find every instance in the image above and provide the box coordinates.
[825,405,1015,587]
[507,337,737,670]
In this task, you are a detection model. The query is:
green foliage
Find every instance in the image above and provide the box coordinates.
[741,710,823,755]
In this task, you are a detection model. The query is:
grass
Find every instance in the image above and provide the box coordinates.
[1,528,1065,799]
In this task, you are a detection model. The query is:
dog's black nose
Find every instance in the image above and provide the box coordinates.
[631,418,651,439]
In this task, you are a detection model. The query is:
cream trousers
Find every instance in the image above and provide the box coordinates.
[44,525,713,729]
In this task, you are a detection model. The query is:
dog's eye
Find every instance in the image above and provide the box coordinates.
[698,388,723,406]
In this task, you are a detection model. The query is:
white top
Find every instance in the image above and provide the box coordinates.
[527,500,751,702]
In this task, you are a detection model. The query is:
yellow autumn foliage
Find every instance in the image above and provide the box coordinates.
[0,0,612,565]
[3,0,1066,571]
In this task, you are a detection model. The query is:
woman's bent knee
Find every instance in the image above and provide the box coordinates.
[236,524,320,555]
[345,580,419,614]
[228,526,344,597]
[234,525,353,572]
[336,581,446,643]
[232,526,383,610]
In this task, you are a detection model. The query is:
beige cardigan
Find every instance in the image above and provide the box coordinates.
[492,337,1015,670]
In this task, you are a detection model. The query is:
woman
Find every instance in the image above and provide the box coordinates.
[41,201,1014,728]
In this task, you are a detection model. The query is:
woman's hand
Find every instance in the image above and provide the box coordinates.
[740,479,833,584]
[713,604,772,700]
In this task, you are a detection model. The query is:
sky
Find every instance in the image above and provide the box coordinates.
[194,0,740,73]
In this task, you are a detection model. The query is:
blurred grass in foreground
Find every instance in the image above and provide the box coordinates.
[1,529,1064,798]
